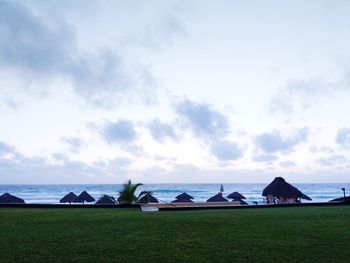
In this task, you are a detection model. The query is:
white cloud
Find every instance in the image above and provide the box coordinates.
[0,140,15,154]
[279,160,296,168]
[175,98,229,139]
[0,1,157,107]
[269,78,335,114]
[316,154,347,166]
[148,119,177,143]
[210,140,243,161]
[335,127,350,149]
[254,128,309,154]
[60,136,84,152]
[102,119,137,144]
[252,153,278,163]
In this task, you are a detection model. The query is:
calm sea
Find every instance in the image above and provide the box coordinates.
[1,183,349,204]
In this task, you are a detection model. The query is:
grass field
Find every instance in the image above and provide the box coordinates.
[1,206,350,262]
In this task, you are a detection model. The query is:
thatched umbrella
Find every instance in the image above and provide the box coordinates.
[96,195,116,204]
[207,193,228,202]
[175,193,194,200]
[329,196,350,203]
[227,192,246,200]
[138,193,159,204]
[0,193,25,204]
[171,198,193,203]
[60,192,78,204]
[96,198,115,204]
[262,177,302,199]
[262,177,312,203]
[74,191,95,204]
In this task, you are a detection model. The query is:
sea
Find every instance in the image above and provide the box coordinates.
[1,183,349,204]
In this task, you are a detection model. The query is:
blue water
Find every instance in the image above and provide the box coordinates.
[1,183,349,204]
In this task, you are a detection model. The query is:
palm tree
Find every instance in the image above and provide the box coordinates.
[117,180,151,204]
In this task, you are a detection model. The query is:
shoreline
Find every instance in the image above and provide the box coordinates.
[1,200,349,211]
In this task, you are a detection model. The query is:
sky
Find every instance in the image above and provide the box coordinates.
[1,0,350,184]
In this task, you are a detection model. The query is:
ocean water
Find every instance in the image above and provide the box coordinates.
[1,183,349,204]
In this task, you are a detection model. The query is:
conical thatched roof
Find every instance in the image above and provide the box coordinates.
[262,177,303,199]
[138,193,159,204]
[60,192,78,203]
[329,196,350,203]
[95,195,117,204]
[175,193,194,200]
[96,198,116,204]
[74,191,95,203]
[0,193,25,204]
[171,198,193,203]
[207,193,228,202]
[227,192,246,200]
[96,199,115,204]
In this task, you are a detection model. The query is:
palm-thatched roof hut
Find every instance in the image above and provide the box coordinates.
[138,193,159,204]
[227,192,246,200]
[175,193,194,200]
[0,193,25,204]
[74,191,95,203]
[60,192,78,204]
[207,193,228,202]
[262,177,311,203]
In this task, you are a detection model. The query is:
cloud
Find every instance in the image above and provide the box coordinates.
[61,136,84,152]
[0,1,73,72]
[316,155,347,166]
[119,3,189,49]
[269,78,335,115]
[0,140,15,154]
[175,98,229,139]
[0,140,132,183]
[95,157,131,168]
[335,127,350,149]
[0,156,105,184]
[0,1,157,107]
[52,152,69,161]
[4,99,18,110]
[279,160,296,168]
[210,140,243,161]
[174,98,243,161]
[254,128,309,154]
[148,119,177,143]
[268,69,350,115]
[102,119,137,144]
[252,153,278,163]
[310,145,334,154]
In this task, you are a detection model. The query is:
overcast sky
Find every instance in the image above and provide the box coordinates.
[1,0,350,184]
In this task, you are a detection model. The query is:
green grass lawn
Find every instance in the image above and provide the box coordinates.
[0,206,350,263]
